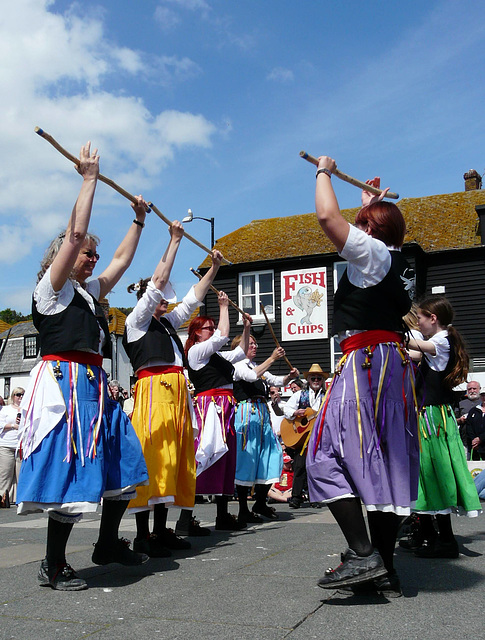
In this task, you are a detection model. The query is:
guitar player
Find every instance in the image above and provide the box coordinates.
[283,364,328,509]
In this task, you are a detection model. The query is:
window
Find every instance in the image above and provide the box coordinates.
[330,261,348,370]
[238,270,275,322]
[24,335,39,359]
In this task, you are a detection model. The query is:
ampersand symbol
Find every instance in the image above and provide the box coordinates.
[286,307,295,316]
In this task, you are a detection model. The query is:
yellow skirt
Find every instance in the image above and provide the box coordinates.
[128,372,196,510]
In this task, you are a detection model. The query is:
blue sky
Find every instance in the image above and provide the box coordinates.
[2,0,485,314]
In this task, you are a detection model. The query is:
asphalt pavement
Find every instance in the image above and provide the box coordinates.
[1,499,484,640]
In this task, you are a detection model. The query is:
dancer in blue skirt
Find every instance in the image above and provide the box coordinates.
[17,142,149,591]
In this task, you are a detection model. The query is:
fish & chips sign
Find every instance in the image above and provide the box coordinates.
[281,267,328,341]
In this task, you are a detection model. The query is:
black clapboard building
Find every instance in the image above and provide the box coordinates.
[197,170,485,377]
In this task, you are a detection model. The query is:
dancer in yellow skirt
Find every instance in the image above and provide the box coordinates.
[123,221,224,556]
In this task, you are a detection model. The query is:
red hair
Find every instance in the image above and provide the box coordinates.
[184,315,214,355]
[354,201,406,248]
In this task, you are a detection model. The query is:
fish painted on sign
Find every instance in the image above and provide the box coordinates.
[293,286,324,325]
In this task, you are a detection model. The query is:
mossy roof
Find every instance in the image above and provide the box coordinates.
[202,189,485,267]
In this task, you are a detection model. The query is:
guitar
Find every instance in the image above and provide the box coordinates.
[280,408,319,448]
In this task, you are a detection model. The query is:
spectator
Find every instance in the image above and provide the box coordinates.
[267,386,286,439]
[0,387,24,507]
[466,391,485,461]
[456,381,481,452]
[109,380,124,409]
[268,453,294,503]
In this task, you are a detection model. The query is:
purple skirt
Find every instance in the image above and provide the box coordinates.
[194,393,237,496]
[307,340,419,514]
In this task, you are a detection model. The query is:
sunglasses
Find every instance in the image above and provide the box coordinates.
[82,250,100,261]
[309,376,323,382]
[15,393,24,397]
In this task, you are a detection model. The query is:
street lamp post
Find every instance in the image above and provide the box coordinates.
[182,209,215,249]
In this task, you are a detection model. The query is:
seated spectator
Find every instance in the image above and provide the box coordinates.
[268,453,294,503]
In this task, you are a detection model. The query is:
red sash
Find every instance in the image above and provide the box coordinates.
[196,388,234,398]
[43,351,103,367]
[137,365,184,379]
[340,330,403,355]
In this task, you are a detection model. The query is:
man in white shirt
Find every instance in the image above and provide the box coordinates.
[283,364,327,508]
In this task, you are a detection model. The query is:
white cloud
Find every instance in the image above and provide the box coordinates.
[267,67,294,83]
[0,1,219,269]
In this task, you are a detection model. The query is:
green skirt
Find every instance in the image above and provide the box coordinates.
[415,404,481,516]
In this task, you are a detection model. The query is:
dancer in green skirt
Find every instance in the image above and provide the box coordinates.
[407,295,481,558]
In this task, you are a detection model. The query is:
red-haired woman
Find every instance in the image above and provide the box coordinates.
[186,292,251,530]
[306,157,419,596]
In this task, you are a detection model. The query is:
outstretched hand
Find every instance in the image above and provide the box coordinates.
[211,249,224,268]
[361,177,390,207]
[170,220,185,241]
[218,291,229,307]
[76,141,99,180]
[131,195,149,224]
[272,346,285,360]
[242,313,253,327]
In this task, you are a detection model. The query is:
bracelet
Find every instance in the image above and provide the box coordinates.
[133,219,145,228]
[316,168,332,179]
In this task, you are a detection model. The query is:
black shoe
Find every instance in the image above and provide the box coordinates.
[216,514,246,530]
[288,497,302,509]
[237,510,263,526]
[374,572,402,598]
[158,528,192,550]
[310,502,323,509]
[133,534,172,558]
[175,516,211,537]
[252,505,278,520]
[414,539,459,559]
[317,548,387,589]
[92,538,149,565]
[38,558,87,591]
[399,535,425,551]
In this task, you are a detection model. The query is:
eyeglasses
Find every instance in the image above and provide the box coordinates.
[309,376,323,382]
[249,341,258,348]
[82,250,100,261]
[200,326,215,332]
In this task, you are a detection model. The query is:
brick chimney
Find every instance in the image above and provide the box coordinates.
[464,169,482,191]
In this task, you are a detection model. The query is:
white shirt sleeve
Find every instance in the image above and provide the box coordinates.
[34,267,101,315]
[340,224,392,288]
[187,330,230,371]
[164,286,201,330]
[233,360,258,382]
[424,330,451,372]
[283,391,301,419]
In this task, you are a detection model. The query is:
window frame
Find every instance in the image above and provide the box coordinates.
[23,334,39,359]
[238,269,275,323]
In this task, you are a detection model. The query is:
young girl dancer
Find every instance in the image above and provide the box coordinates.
[407,295,481,558]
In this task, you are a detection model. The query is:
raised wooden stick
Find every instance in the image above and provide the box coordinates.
[260,302,294,370]
[299,151,399,199]
[35,127,231,265]
[190,268,245,315]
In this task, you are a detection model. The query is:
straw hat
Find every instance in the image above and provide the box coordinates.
[303,363,329,380]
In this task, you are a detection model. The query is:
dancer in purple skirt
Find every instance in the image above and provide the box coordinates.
[307,157,419,595]
[185,292,252,530]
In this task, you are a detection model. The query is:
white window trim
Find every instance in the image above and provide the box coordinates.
[238,269,275,324]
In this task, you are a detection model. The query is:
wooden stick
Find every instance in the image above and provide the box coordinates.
[260,302,294,370]
[299,151,399,199]
[190,268,244,315]
[35,127,232,265]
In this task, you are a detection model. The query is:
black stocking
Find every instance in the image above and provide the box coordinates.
[152,504,168,536]
[254,484,270,511]
[327,497,373,557]
[236,485,250,515]
[215,495,229,519]
[436,514,455,543]
[46,517,74,565]
[97,498,129,546]
[135,510,150,540]
[177,508,193,529]
[367,510,400,574]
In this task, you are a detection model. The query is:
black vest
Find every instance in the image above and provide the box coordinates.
[32,288,112,359]
[233,363,267,402]
[416,335,456,406]
[332,251,413,334]
[188,353,235,394]
[123,315,187,373]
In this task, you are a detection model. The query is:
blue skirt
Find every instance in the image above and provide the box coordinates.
[17,361,148,510]
[234,400,283,486]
